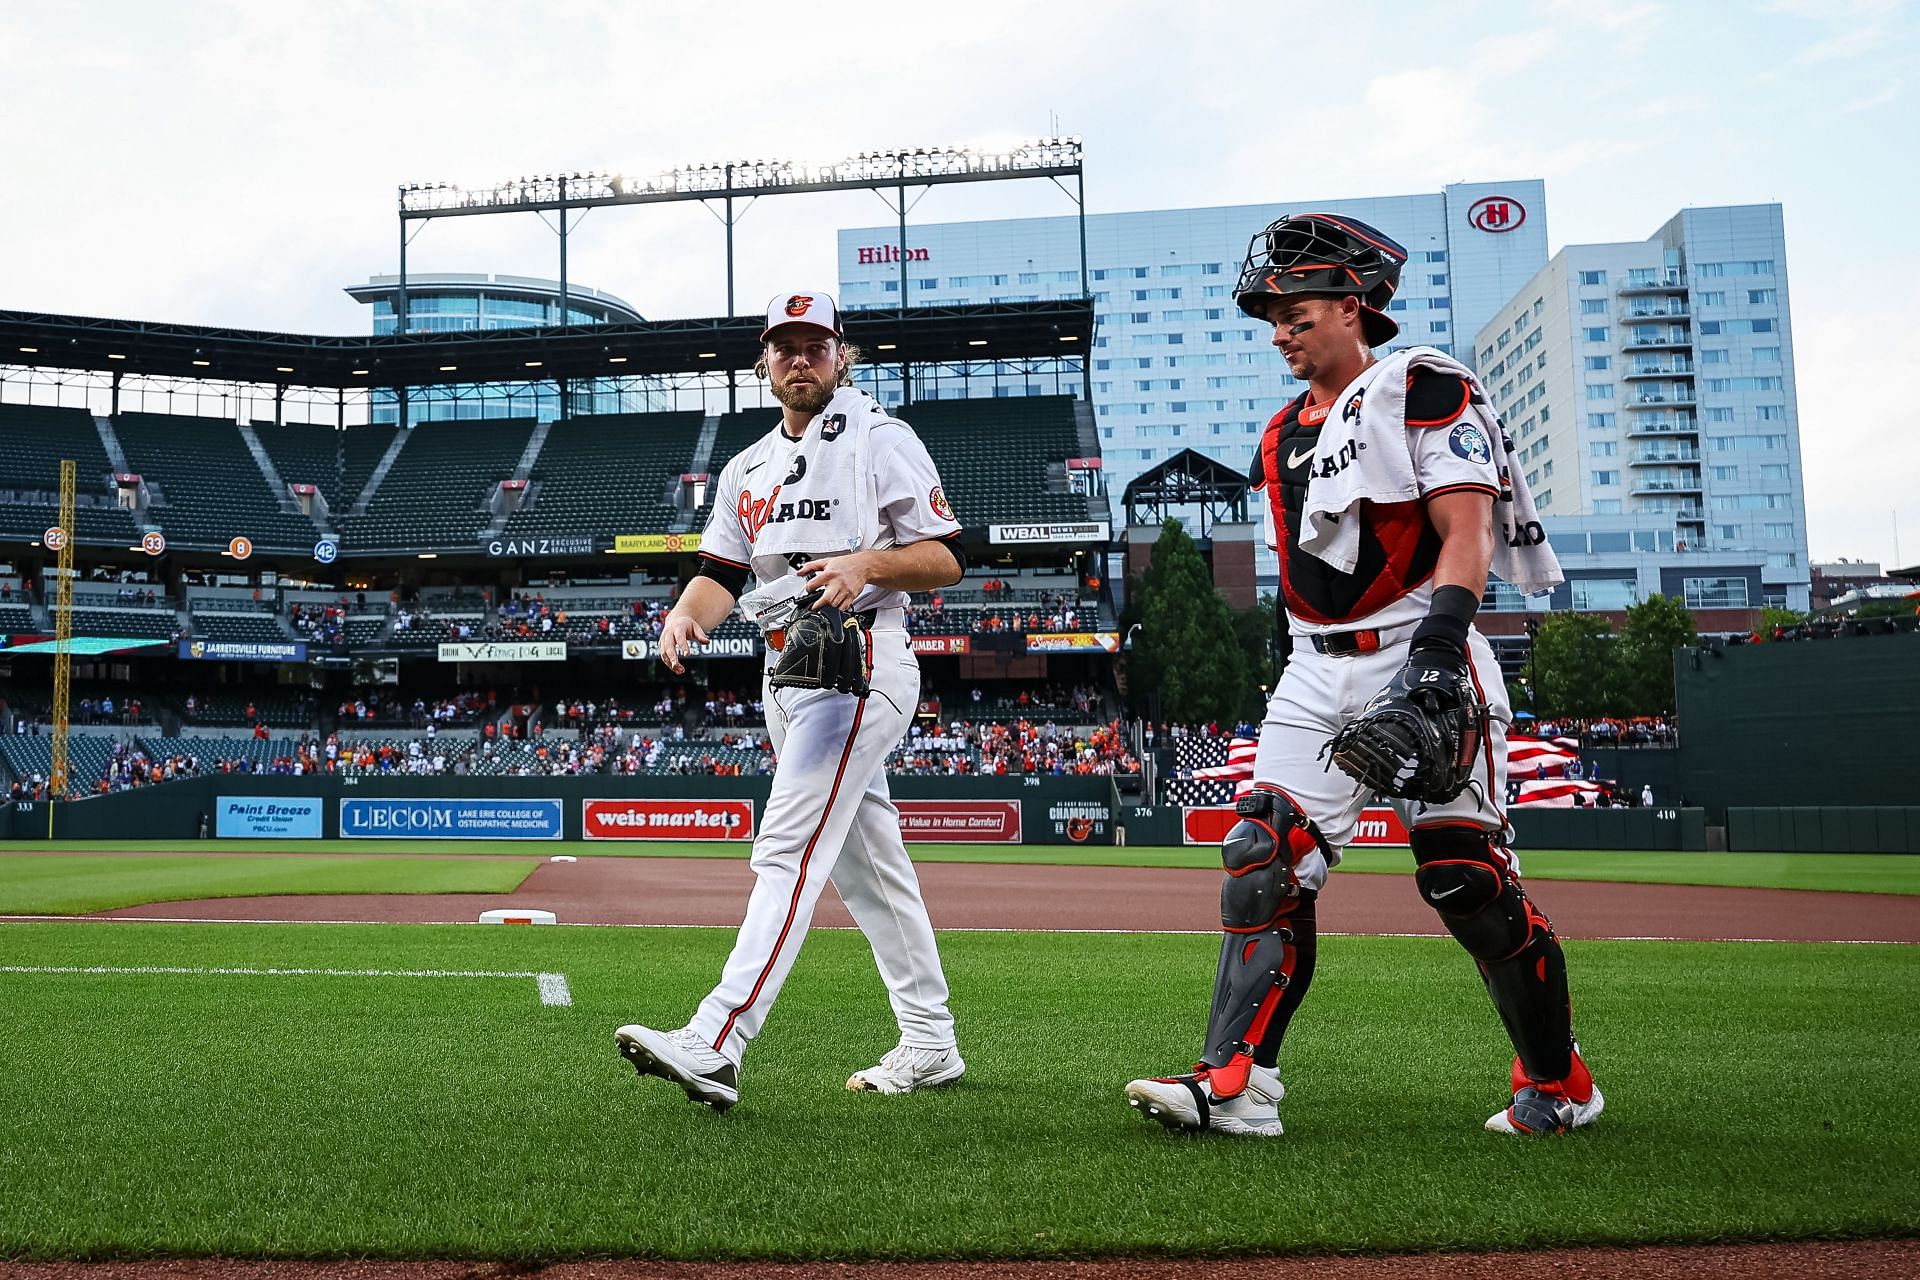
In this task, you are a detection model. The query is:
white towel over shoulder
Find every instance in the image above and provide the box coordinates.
[747,386,882,570]
[1299,347,1563,595]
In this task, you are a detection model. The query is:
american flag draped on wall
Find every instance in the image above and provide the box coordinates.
[1163,732,1595,808]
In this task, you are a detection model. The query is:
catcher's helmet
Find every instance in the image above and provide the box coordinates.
[1234,213,1408,348]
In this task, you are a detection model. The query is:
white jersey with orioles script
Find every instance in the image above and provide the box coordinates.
[658,387,963,1076]
[698,387,961,613]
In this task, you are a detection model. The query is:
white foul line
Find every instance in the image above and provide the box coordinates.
[0,964,574,1007]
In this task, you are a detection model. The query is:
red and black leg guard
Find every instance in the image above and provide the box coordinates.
[1199,788,1324,1085]
[1411,823,1573,1086]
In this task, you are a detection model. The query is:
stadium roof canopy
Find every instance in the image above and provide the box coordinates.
[0,299,1092,389]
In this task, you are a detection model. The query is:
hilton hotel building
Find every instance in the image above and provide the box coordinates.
[1473,204,1809,613]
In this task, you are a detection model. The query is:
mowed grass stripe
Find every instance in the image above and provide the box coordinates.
[0,921,1912,1259]
[6,840,1918,895]
[0,855,536,916]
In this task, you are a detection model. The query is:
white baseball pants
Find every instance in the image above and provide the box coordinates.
[688,626,956,1061]
[1252,627,1513,892]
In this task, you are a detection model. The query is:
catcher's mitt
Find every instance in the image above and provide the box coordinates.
[769,604,872,698]
[1324,652,1488,804]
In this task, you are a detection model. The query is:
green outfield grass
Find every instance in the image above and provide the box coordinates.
[6,839,1920,895]
[0,920,1912,1260]
[0,855,536,916]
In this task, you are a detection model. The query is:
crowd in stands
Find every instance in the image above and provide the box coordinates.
[906,587,1091,636]
[289,600,347,647]
[1530,716,1677,747]
[888,717,1139,777]
[74,696,146,725]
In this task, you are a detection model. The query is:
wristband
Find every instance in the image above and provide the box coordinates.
[1410,584,1478,656]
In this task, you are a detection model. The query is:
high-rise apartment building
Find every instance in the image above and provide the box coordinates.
[1474,205,1808,611]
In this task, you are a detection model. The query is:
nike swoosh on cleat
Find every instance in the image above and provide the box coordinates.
[1429,885,1465,899]
[1287,446,1317,469]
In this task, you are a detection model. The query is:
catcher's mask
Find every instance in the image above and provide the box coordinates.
[1234,213,1408,348]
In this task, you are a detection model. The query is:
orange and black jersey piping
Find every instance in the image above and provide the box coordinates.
[1251,367,1493,626]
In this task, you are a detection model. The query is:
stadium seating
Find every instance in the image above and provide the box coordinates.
[68,605,179,641]
[341,420,534,552]
[140,734,311,773]
[0,404,137,544]
[0,734,124,792]
[180,691,312,728]
[188,611,293,645]
[698,398,1091,529]
[902,396,1092,526]
[251,423,396,521]
[0,602,36,633]
[501,412,706,538]
[344,615,388,647]
[113,414,320,551]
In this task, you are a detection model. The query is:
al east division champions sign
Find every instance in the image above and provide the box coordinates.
[896,799,1021,844]
[217,796,321,839]
[583,798,755,841]
[339,798,563,840]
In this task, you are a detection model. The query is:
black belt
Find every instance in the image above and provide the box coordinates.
[853,608,877,628]
[1311,629,1383,656]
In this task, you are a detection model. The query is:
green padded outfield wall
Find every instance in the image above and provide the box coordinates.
[1670,634,1919,822]
[15,774,1119,845]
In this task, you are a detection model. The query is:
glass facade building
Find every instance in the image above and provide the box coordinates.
[344,273,663,424]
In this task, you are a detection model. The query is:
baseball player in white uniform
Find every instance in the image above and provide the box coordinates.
[617,290,968,1112]
[1124,215,1601,1138]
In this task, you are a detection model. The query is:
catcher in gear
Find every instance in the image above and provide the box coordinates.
[1125,214,1601,1140]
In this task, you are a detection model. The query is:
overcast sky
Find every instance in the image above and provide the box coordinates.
[1,0,1913,566]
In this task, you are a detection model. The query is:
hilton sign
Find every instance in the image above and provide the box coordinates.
[856,245,930,264]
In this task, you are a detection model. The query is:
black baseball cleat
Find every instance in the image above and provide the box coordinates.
[616,1024,739,1112]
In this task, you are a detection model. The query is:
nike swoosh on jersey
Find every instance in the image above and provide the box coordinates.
[1286,446,1317,470]
[742,459,767,474]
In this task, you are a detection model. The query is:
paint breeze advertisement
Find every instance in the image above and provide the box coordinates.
[217,796,322,839]
[340,798,563,840]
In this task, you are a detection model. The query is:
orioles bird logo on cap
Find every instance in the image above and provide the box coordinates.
[784,295,813,317]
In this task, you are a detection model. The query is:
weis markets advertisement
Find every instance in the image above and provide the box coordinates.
[583,799,755,841]
[895,800,1021,843]
[340,798,563,840]
[1182,805,1410,846]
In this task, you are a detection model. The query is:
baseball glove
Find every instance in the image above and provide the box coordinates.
[1324,651,1488,804]
[769,604,872,698]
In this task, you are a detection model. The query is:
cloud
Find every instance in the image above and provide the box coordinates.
[1472,28,1558,67]
[1792,25,1884,63]
[1833,81,1903,113]
[1547,0,1665,32]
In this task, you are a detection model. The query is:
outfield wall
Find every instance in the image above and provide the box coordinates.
[5,774,1118,846]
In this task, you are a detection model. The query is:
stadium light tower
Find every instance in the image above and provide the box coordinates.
[394,138,1088,333]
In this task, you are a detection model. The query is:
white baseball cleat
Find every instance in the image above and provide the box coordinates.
[1125,1062,1285,1137]
[616,1024,739,1112]
[846,1041,966,1095]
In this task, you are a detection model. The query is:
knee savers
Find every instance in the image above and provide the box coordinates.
[1412,824,1573,1084]
[1220,788,1323,932]
[1411,826,1538,961]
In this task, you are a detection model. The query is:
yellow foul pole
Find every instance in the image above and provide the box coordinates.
[48,459,75,837]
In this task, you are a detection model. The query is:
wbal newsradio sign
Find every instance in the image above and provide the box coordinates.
[987,521,1110,545]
